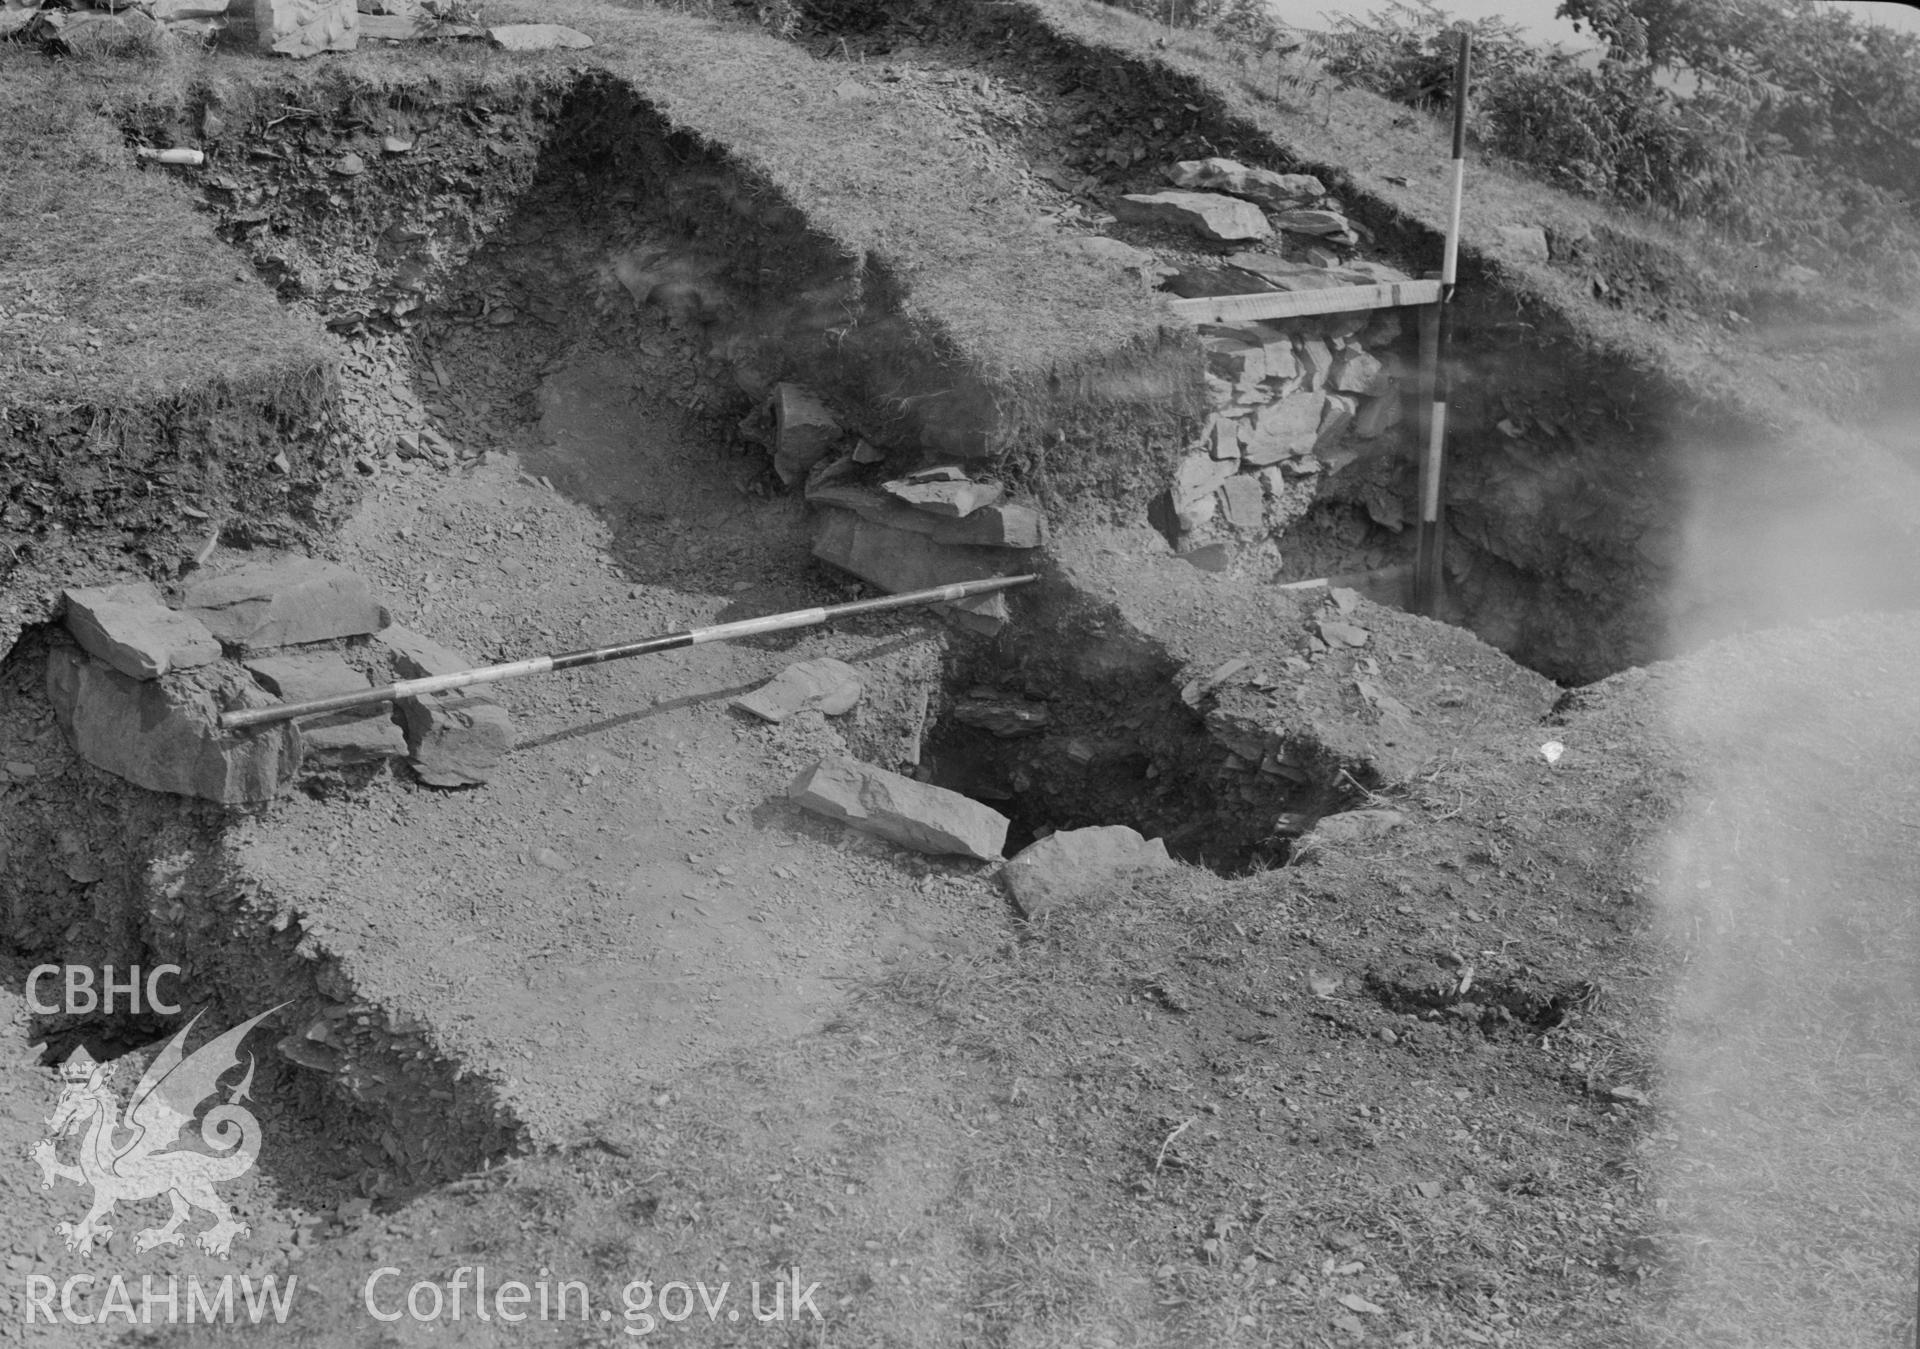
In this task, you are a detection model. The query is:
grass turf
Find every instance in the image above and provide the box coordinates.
[0,50,334,417]
[209,0,1179,389]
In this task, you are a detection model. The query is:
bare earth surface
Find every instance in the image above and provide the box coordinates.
[235,359,1002,1145]
[4,12,1920,1348]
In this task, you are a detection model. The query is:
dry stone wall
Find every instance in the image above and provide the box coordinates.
[1089,157,1424,571]
[1159,305,1412,560]
[46,553,516,803]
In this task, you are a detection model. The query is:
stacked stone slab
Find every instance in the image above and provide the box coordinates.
[1113,158,1359,253]
[46,554,514,802]
[741,374,1048,636]
[243,649,407,766]
[805,465,1047,635]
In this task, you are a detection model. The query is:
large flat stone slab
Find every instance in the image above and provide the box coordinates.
[1004,825,1176,919]
[1114,191,1272,243]
[1218,474,1265,530]
[806,484,1045,549]
[1224,253,1350,291]
[45,647,302,803]
[62,582,221,681]
[789,757,1008,860]
[810,508,1015,628]
[881,475,1004,518]
[244,649,371,704]
[184,554,387,650]
[372,623,478,679]
[1176,448,1240,499]
[302,714,407,764]
[734,658,863,723]
[1166,159,1323,208]
[1273,208,1352,238]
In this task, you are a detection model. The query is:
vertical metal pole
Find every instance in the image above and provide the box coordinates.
[1415,31,1472,617]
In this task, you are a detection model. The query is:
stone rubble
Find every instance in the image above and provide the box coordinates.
[368,625,514,786]
[744,378,1046,635]
[789,757,1009,860]
[800,450,1043,634]
[1273,208,1358,246]
[35,6,164,48]
[807,483,1046,550]
[810,509,1015,632]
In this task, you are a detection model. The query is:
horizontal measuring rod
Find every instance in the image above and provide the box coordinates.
[217,574,1038,732]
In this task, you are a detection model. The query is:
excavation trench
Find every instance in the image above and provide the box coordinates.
[0,630,520,1209]
[136,67,1351,867]
[99,50,1824,711]
[137,60,1653,689]
[1,53,1537,1226]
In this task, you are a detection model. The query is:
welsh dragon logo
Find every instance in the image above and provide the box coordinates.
[33,1004,287,1259]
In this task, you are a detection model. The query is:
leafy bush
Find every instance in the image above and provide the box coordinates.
[1286,0,1920,283]
[1316,1,1535,114]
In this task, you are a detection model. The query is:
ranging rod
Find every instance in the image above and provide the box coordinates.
[1415,29,1473,617]
[217,574,1038,731]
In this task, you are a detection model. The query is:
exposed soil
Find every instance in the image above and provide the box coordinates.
[3,9,1920,1349]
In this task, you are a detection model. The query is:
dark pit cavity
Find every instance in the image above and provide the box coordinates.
[921,605,1362,876]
